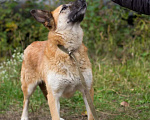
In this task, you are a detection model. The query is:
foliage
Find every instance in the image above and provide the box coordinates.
[0,0,50,61]
[0,0,150,62]
[82,0,150,62]
[0,49,23,111]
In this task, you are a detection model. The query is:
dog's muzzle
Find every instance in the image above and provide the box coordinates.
[68,0,87,23]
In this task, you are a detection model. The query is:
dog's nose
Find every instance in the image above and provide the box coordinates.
[77,0,86,6]
[73,0,87,8]
[77,0,86,3]
[78,0,85,3]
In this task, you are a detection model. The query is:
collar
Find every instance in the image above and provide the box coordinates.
[57,45,73,56]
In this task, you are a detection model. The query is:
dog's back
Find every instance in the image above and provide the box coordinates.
[21,41,47,84]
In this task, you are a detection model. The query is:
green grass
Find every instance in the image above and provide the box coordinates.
[93,59,150,119]
[1,50,149,119]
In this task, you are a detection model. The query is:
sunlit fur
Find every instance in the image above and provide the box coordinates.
[21,2,94,120]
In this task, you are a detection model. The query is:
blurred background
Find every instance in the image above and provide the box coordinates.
[0,0,150,120]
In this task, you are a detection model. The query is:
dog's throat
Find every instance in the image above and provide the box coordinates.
[55,27,83,53]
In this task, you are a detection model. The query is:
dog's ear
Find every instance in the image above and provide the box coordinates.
[30,9,55,30]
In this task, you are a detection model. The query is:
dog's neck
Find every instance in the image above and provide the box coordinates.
[53,23,83,52]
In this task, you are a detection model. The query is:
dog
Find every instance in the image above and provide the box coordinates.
[21,0,94,120]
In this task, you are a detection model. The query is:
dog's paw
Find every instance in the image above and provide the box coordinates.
[21,117,29,120]
[60,118,65,120]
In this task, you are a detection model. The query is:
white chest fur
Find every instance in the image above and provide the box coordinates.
[47,67,92,98]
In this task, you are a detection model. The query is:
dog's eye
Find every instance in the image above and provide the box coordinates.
[61,6,68,11]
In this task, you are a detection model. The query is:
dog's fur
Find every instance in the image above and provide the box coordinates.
[21,0,94,120]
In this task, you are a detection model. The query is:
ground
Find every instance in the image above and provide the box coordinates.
[0,105,88,120]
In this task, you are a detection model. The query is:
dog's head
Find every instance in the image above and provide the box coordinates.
[30,0,87,31]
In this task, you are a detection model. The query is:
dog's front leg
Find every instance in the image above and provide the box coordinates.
[47,88,63,120]
[82,87,94,120]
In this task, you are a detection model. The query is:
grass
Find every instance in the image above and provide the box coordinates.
[93,59,150,119]
[0,50,150,119]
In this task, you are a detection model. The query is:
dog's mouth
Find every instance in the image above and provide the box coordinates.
[68,0,87,23]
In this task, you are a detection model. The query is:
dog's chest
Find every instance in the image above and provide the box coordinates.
[46,56,92,97]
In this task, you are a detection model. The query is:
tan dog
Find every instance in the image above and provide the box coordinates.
[21,0,94,120]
